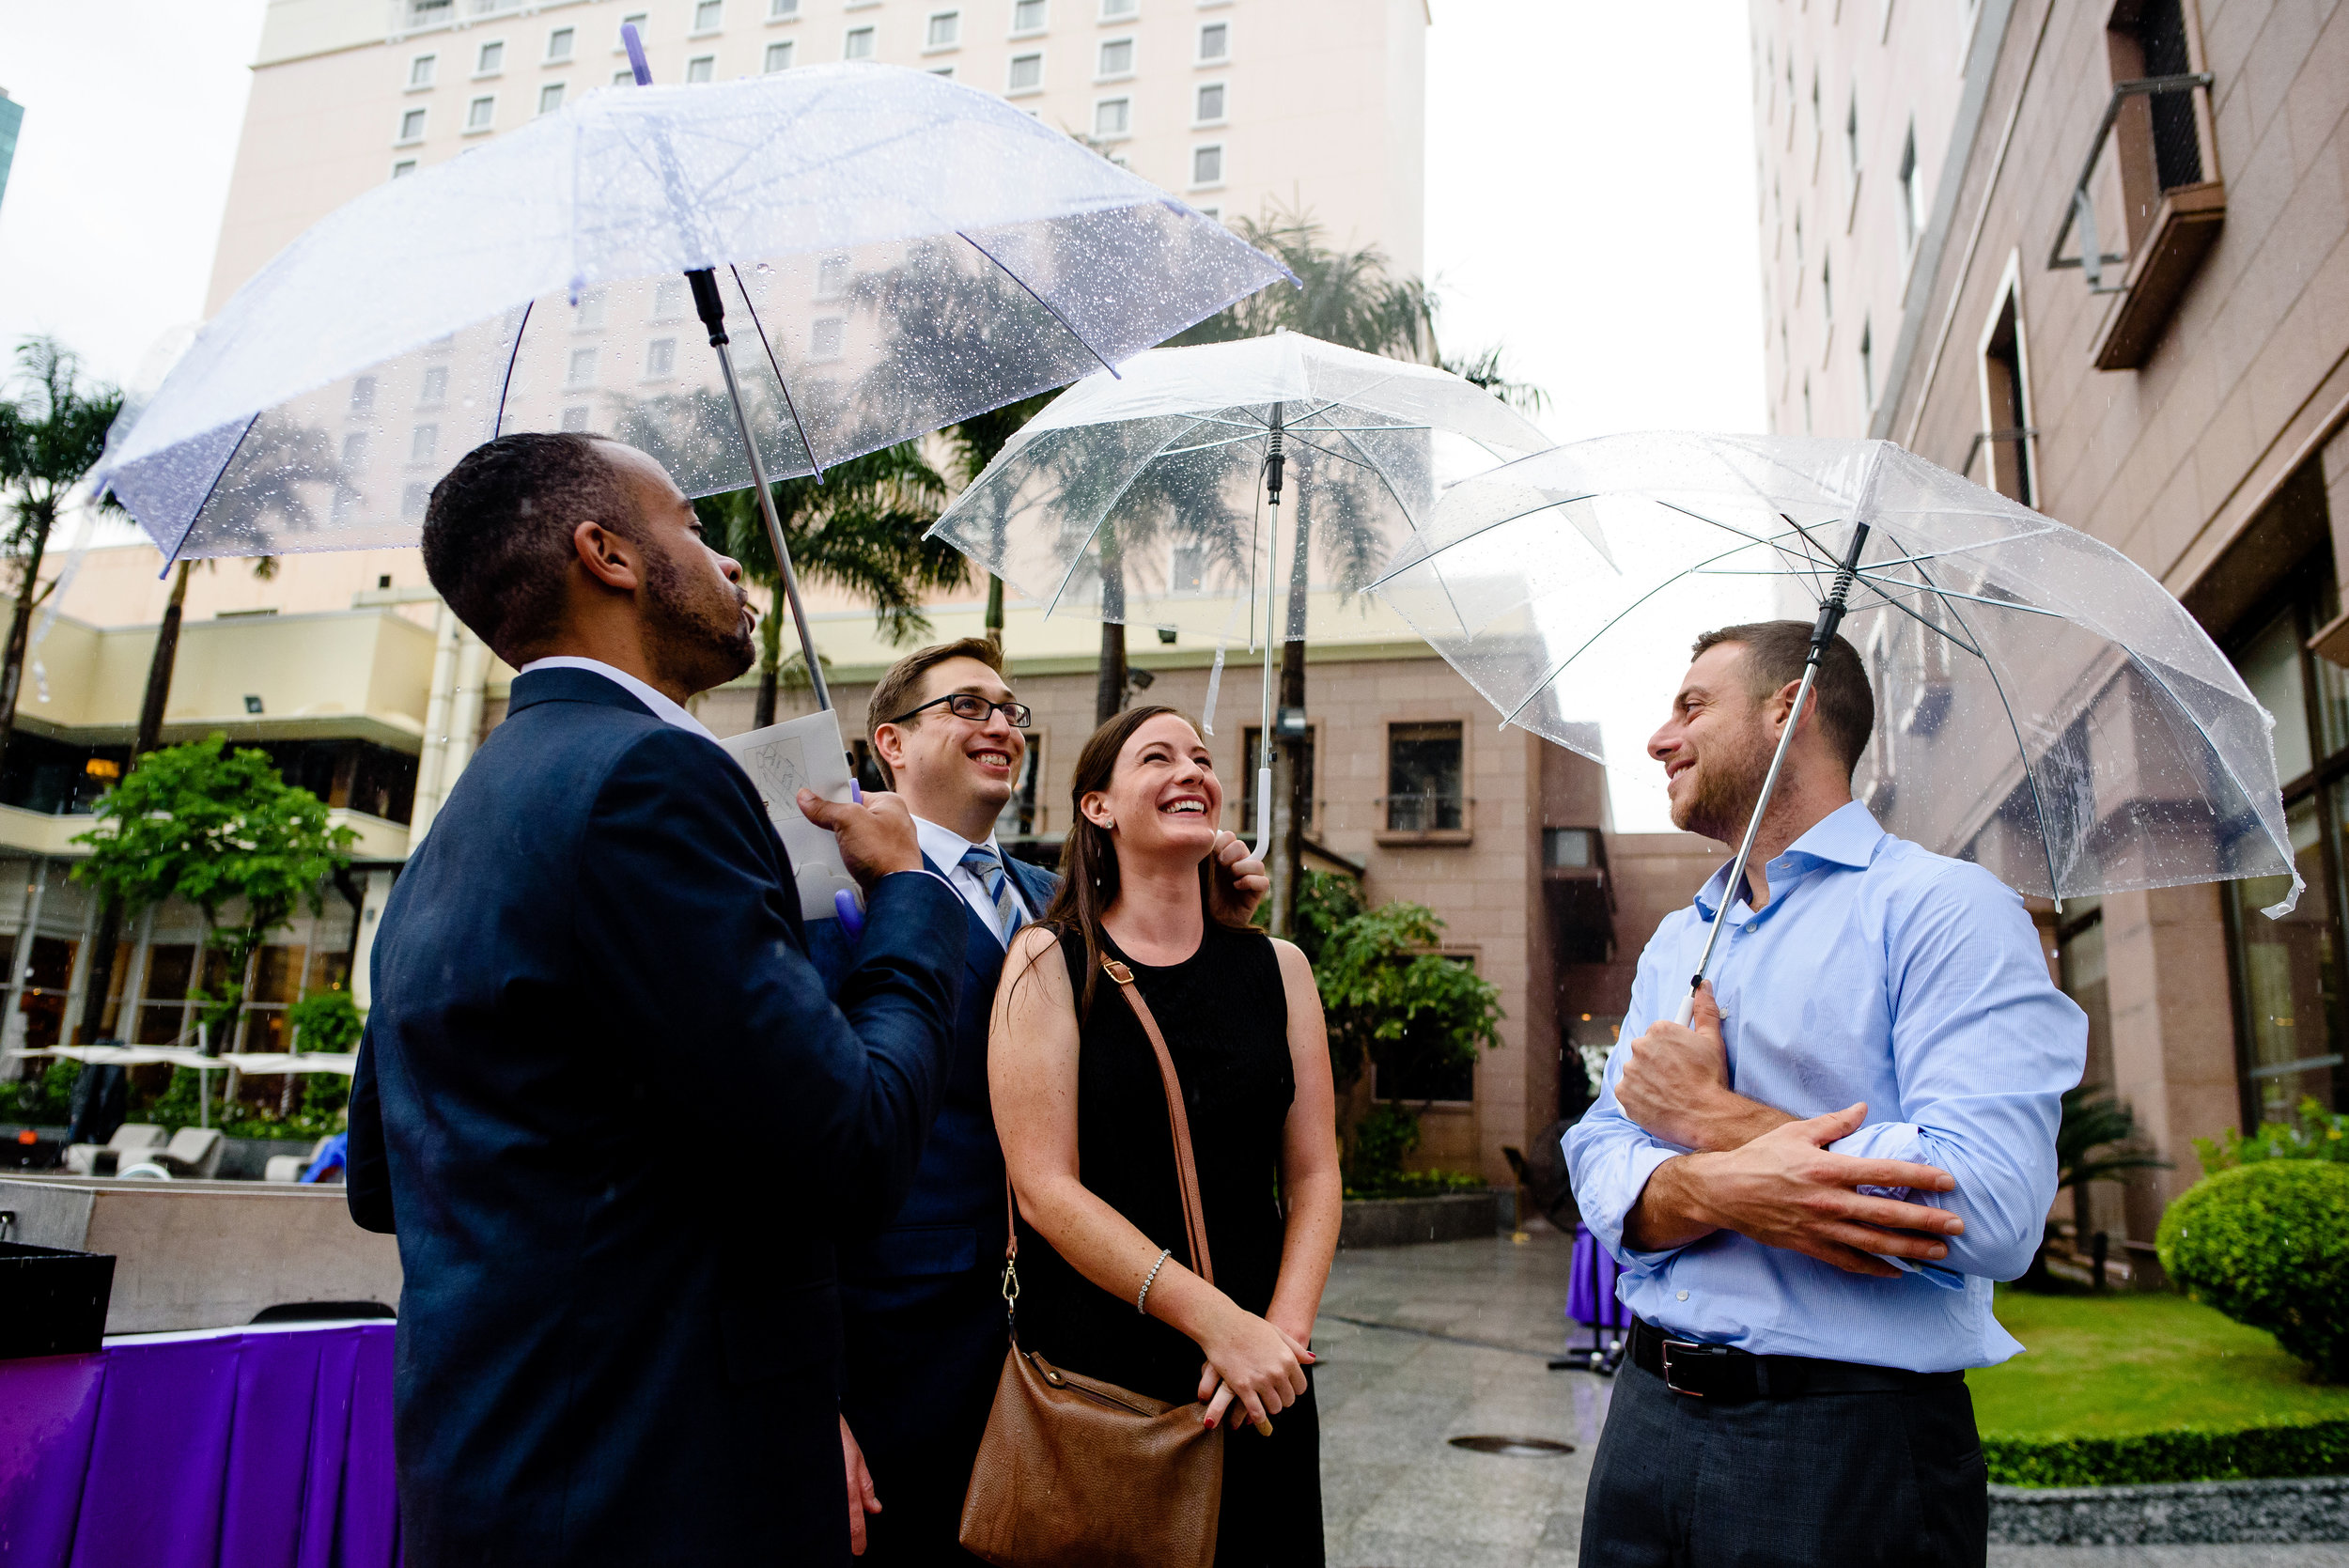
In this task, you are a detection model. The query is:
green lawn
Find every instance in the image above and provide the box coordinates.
[1974,1287,2349,1439]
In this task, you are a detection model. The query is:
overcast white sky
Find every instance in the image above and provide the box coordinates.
[0,0,1765,828]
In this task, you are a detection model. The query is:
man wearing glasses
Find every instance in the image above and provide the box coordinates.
[834,637,1266,1563]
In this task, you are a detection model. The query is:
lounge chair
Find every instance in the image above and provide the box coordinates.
[151,1126,225,1179]
[63,1123,165,1177]
[265,1135,338,1184]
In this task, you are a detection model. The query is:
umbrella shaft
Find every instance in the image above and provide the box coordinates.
[706,320,832,713]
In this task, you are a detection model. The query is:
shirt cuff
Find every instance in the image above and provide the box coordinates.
[1826,1120,1964,1288]
[1592,1141,1691,1268]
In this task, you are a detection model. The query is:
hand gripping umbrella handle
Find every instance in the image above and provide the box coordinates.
[1676,521,1873,1020]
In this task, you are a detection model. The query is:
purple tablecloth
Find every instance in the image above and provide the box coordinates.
[1566,1221,1633,1330]
[0,1321,397,1568]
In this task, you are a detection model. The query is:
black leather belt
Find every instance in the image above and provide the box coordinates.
[1628,1319,1962,1402]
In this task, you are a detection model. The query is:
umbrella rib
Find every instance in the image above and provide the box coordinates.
[161,411,261,574]
[1647,499,1834,602]
[731,261,825,480]
[490,300,534,438]
[956,231,1123,380]
[1496,536,1784,728]
[1038,413,1223,618]
[1369,494,1602,588]
[1280,431,1383,472]
[2121,644,2294,893]
[1155,431,1283,458]
[1841,570,1986,660]
[1886,529,2066,901]
[1852,574,2066,617]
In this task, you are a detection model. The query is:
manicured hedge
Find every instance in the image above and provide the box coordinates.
[1985,1420,2349,1488]
[2158,1160,2349,1381]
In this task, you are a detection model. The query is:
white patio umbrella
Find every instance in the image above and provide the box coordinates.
[928,332,1550,850]
[90,52,1286,713]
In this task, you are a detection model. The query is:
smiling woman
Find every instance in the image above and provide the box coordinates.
[983,704,1343,1564]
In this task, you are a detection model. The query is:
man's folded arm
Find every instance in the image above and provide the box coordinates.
[576,728,968,1231]
[1826,866,2085,1281]
[345,1025,395,1234]
[1563,963,1698,1265]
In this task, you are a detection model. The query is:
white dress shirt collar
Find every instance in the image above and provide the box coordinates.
[518,656,716,740]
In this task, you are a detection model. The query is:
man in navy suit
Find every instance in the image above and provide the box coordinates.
[347,432,968,1566]
[832,637,1266,1563]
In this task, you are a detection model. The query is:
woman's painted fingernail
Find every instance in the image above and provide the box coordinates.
[1253,1418,1274,1437]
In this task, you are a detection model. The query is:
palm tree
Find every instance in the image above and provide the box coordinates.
[0,339,120,787]
[695,440,962,726]
[943,390,1060,653]
[2020,1084,2171,1288]
[1169,209,1545,932]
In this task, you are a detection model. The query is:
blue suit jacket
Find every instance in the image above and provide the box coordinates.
[347,668,967,1567]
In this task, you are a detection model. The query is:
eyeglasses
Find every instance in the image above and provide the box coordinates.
[888,692,1034,729]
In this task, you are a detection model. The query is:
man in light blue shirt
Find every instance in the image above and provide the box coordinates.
[1566,620,2084,1568]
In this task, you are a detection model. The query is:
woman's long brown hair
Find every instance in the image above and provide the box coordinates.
[1020,703,1254,1019]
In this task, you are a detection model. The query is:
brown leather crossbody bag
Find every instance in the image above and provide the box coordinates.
[957,956,1225,1568]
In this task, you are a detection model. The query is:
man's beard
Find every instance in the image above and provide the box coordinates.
[641,547,755,692]
[1673,722,1772,845]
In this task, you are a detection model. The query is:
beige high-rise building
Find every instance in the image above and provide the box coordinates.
[1751,0,2349,1275]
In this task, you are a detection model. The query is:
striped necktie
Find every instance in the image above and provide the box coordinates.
[958,844,1025,948]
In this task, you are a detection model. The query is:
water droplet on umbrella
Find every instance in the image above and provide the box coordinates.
[754,262,773,275]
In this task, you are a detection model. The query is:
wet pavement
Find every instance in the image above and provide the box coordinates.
[1310,1230,2349,1568]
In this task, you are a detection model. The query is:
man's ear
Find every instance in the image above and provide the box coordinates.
[572,520,642,592]
[873,721,909,773]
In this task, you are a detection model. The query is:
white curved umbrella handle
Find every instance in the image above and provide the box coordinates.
[1672,988,1698,1029]
[1251,766,1273,858]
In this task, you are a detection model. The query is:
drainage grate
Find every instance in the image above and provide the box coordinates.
[1447,1435,1575,1457]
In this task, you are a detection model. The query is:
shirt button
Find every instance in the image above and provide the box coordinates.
[1676,1290,1689,1301]
[1744,923,1757,933]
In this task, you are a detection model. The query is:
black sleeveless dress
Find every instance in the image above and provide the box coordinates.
[1012,921,1324,1567]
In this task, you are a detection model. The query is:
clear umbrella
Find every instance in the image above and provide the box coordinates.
[89,54,1285,712]
[926,331,1551,849]
[1371,432,2298,1013]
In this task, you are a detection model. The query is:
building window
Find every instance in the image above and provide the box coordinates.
[1101,0,1137,16]
[410,424,439,465]
[1008,52,1044,91]
[811,318,846,361]
[1097,36,1134,76]
[561,404,591,431]
[2222,571,2348,1127]
[844,27,875,58]
[1843,90,1861,193]
[1793,209,1803,271]
[614,69,635,85]
[1801,375,1812,434]
[538,82,566,114]
[770,0,799,16]
[816,256,850,297]
[1859,318,1875,411]
[1544,827,1597,868]
[687,54,716,81]
[1190,143,1222,186]
[1242,727,1315,832]
[1811,70,1822,161]
[931,65,956,77]
[568,347,599,385]
[547,27,575,61]
[350,377,378,415]
[391,159,418,179]
[765,40,794,70]
[653,279,687,318]
[1194,80,1224,122]
[409,54,437,87]
[397,107,428,143]
[1896,121,1923,256]
[926,9,959,48]
[402,482,431,521]
[466,95,495,132]
[1820,256,1832,323]
[418,365,448,405]
[994,744,1041,838]
[475,40,505,75]
[693,0,724,33]
[1386,722,1463,831]
[1979,286,2033,506]
[1093,97,1129,138]
[1197,21,1228,61]
[1012,0,1047,33]
[640,338,674,379]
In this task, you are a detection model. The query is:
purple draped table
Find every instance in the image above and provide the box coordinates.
[0,1321,397,1568]
[1566,1220,1634,1332]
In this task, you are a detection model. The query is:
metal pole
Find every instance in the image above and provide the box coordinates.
[1673,521,1872,1026]
[689,269,832,713]
[1253,404,1285,857]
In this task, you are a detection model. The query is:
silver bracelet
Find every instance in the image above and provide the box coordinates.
[1136,1248,1173,1315]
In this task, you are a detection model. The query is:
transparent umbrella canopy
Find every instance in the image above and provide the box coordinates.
[926,332,1551,847]
[90,60,1286,706]
[1371,432,2300,946]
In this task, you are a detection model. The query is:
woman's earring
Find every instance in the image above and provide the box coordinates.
[1103,817,1115,831]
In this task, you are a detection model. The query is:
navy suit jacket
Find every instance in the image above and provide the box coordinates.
[347,668,967,1567]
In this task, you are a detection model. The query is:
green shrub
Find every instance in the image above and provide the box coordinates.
[4,1058,78,1125]
[2195,1095,2349,1173]
[286,989,365,1053]
[2159,1160,2349,1381]
[1985,1420,2349,1487]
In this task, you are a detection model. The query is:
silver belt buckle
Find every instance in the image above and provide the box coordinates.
[1660,1338,1710,1397]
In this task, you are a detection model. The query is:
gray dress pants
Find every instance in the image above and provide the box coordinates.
[1578,1358,1988,1567]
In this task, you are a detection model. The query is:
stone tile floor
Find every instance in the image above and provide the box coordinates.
[1310,1230,2349,1568]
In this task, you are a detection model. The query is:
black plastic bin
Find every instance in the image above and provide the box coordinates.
[0,1240,116,1358]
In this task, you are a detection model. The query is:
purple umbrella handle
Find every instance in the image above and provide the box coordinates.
[621,22,653,85]
[832,778,867,936]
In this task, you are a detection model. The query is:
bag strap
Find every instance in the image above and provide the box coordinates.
[999,953,1215,1303]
